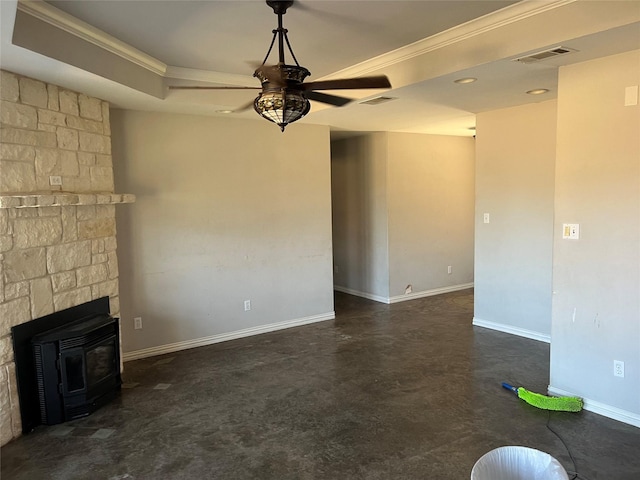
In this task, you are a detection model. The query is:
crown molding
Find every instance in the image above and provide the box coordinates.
[17,0,167,76]
[16,0,577,86]
[16,0,259,86]
[318,0,577,80]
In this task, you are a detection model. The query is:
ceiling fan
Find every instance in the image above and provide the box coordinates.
[168,0,392,131]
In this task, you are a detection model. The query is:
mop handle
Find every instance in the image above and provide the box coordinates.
[502,382,519,395]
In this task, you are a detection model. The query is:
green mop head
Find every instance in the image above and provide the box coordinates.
[502,382,583,412]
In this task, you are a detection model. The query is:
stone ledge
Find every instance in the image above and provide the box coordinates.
[0,193,136,208]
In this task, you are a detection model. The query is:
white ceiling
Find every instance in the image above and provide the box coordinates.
[1,0,639,136]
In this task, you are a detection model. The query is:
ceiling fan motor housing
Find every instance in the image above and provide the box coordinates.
[266,1,294,15]
[254,64,310,85]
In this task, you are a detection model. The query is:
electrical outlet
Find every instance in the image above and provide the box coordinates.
[483,213,490,224]
[614,360,624,378]
[244,300,251,311]
[134,317,142,330]
[49,175,62,186]
[447,265,452,274]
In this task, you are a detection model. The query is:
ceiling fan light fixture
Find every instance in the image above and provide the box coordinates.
[171,1,391,131]
[254,90,310,131]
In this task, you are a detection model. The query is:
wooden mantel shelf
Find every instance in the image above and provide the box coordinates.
[0,192,136,208]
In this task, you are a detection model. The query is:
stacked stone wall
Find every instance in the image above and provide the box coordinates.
[0,70,120,445]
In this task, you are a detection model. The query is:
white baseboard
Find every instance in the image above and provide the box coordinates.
[388,283,474,304]
[472,317,551,343]
[333,286,389,303]
[334,283,474,305]
[122,311,335,362]
[548,385,640,428]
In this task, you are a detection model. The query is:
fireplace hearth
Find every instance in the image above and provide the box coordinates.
[11,297,122,433]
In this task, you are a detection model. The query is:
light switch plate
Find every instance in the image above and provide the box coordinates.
[562,223,580,239]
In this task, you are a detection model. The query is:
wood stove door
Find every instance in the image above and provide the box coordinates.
[60,348,87,395]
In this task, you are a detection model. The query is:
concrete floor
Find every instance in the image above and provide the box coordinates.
[2,289,639,479]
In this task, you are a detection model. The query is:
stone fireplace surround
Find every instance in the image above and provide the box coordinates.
[0,70,134,445]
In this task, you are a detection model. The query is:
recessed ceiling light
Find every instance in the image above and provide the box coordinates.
[216,109,234,114]
[526,88,549,95]
[454,77,477,84]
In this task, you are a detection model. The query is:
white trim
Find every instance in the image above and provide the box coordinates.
[472,317,551,343]
[548,386,640,428]
[388,283,474,304]
[333,286,390,304]
[17,0,167,76]
[317,0,576,79]
[122,311,335,362]
[17,0,576,85]
[334,283,474,305]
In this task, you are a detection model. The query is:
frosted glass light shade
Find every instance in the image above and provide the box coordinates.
[254,91,310,131]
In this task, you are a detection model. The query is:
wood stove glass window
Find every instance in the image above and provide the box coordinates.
[87,340,116,387]
[60,335,117,395]
[64,352,86,392]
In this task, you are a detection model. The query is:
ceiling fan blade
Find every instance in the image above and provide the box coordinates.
[168,86,260,90]
[233,99,256,113]
[303,75,391,91]
[307,91,352,107]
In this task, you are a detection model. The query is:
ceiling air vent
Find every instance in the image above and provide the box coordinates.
[514,46,578,64]
[359,96,397,106]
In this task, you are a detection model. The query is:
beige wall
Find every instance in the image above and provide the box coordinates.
[475,50,640,425]
[0,71,121,445]
[474,100,557,340]
[387,132,475,298]
[331,132,475,303]
[550,50,640,421]
[331,134,390,300]
[111,110,335,356]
